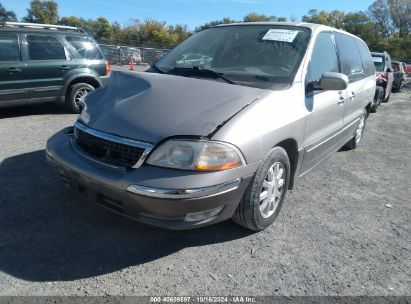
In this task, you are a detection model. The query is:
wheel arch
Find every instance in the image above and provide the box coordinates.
[64,75,102,98]
[274,138,299,190]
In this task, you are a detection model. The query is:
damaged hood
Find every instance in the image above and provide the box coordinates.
[79,71,268,143]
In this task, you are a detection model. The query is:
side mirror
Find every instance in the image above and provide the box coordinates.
[319,72,348,91]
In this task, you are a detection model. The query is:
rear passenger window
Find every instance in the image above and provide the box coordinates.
[65,36,103,60]
[27,35,66,61]
[0,33,20,62]
[334,33,363,82]
[307,32,339,83]
[355,39,375,76]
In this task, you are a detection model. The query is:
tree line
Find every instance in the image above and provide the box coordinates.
[0,0,410,60]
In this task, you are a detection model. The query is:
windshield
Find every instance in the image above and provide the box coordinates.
[372,55,385,72]
[155,25,311,89]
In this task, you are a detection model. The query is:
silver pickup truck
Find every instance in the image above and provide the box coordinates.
[46,22,376,231]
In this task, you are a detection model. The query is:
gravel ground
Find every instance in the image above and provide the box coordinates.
[0,82,410,297]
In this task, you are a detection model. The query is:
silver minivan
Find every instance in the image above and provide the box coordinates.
[46,23,376,231]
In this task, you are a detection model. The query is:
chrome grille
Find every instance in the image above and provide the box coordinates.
[73,122,153,168]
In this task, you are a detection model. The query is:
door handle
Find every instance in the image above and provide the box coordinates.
[59,65,71,71]
[350,92,356,101]
[338,96,345,105]
[7,67,22,73]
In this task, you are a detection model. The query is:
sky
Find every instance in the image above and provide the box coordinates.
[2,0,375,29]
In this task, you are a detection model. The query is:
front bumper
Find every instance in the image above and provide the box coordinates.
[46,128,258,229]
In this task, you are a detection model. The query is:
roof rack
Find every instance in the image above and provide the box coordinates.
[1,22,85,33]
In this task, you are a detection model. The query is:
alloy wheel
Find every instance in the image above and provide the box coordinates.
[74,88,92,108]
[259,162,286,218]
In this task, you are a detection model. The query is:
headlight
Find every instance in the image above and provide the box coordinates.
[146,140,245,171]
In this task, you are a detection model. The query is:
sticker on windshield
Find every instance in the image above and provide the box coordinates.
[262,29,299,43]
[372,57,383,63]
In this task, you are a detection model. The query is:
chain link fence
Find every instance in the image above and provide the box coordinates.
[99,43,169,68]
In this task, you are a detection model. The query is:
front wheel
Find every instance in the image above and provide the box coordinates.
[232,147,290,231]
[66,83,95,114]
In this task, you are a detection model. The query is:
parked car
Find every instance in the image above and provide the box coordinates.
[371,51,394,103]
[401,62,407,77]
[404,60,411,76]
[391,60,406,92]
[0,22,110,113]
[46,23,375,231]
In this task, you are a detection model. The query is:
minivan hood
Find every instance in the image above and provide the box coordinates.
[80,71,268,143]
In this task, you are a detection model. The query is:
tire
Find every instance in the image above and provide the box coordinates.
[65,83,95,114]
[232,147,290,231]
[371,86,384,113]
[344,110,367,150]
[383,90,390,103]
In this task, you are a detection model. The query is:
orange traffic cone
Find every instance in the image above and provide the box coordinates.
[130,56,135,71]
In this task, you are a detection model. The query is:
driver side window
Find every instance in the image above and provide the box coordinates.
[307,32,339,84]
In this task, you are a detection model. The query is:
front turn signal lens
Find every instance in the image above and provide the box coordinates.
[194,143,243,171]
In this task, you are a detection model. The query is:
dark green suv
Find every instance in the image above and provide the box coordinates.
[0,22,110,113]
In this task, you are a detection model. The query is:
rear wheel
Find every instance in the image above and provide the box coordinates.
[383,89,390,103]
[66,83,95,114]
[344,110,367,150]
[232,147,290,231]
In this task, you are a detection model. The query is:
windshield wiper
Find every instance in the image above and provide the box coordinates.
[166,66,237,85]
[192,66,238,85]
